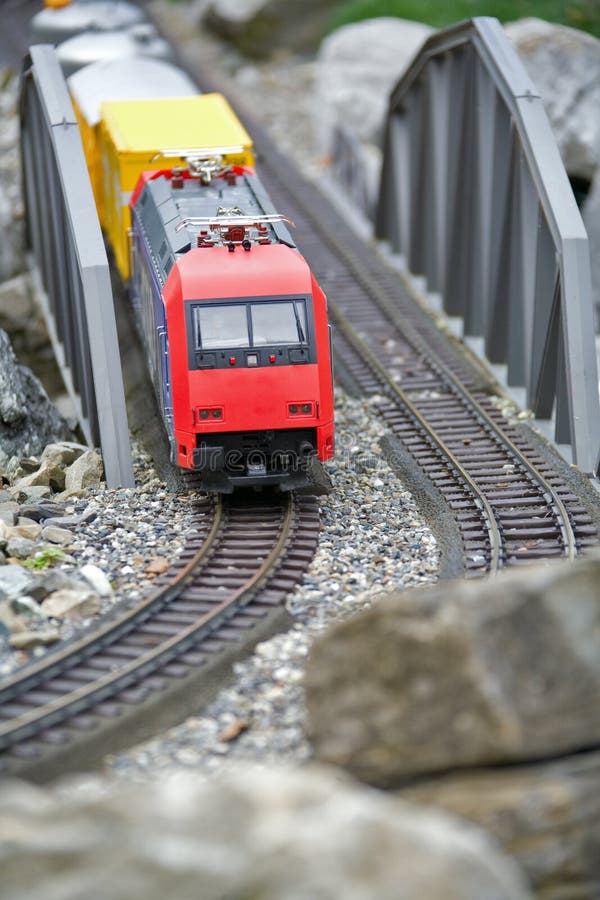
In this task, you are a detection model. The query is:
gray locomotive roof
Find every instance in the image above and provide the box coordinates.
[135,172,296,286]
[68,57,198,126]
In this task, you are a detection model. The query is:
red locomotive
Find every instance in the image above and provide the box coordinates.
[129,164,335,491]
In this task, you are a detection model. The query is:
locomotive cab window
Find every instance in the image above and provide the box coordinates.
[195,305,249,349]
[188,298,314,369]
[251,301,306,345]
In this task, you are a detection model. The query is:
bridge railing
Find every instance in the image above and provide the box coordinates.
[20,45,134,488]
[375,17,600,475]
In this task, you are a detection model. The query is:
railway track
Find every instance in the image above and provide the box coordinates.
[0,491,319,778]
[157,25,600,576]
[256,151,598,574]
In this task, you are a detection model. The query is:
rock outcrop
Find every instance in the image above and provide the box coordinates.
[0,765,531,900]
[0,330,75,465]
[305,555,600,897]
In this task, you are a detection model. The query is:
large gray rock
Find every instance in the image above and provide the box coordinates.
[0,330,75,466]
[203,0,341,58]
[505,18,600,182]
[313,18,433,152]
[402,749,600,899]
[0,766,530,900]
[306,555,600,785]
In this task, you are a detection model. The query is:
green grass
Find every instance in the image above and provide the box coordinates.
[329,0,600,38]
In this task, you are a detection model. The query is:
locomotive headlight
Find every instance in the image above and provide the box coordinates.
[198,407,224,421]
[288,402,313,416]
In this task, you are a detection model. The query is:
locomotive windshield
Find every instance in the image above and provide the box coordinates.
[193,300,307,350]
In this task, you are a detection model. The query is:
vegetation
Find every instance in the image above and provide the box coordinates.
[23,548,66,570]
[329,0,600,38]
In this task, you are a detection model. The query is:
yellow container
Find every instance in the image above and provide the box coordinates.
[98,94,254,279]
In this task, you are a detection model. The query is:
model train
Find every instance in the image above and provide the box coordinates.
[62,53,335,493]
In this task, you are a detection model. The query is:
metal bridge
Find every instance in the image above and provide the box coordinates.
[19,18,600,485]
[341,17,600,477]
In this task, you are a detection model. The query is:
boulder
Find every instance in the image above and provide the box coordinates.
[79,563,113,597]
[203,0,341,58]
[0,274,36,330]
[63,448,104,493]
[0,564,37,601]
[39,525,75,547]
[0,766,531,899]
[313,18,433,152]
[9,523,43,541]
[14,463,65,492]
[505,18,600,182]
[0,599,26,634]
[0,330,75,466]
[42,588,99,619]
[0,502,19,526]
[26,567,87,602]
[40,441,87,468]
[5,535,39,560]
[401,749,600,899]
[8,628,60,649]
[306,555,600,785]
[10,595,48,622]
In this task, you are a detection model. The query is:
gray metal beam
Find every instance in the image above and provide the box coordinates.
[20,45,134,489]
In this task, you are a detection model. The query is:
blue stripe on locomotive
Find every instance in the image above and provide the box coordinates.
[129,205,175,444]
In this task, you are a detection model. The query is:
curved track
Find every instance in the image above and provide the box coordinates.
[0,492,319,774]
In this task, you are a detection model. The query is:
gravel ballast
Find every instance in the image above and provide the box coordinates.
[108,390,438,777]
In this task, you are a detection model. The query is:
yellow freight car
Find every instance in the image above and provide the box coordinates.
[82,93,254,279]
[68,57,198,232]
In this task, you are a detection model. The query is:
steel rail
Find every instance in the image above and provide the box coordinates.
[260,148,578,564]
[331,306,502,573]
[0,497,222,706]
[0,492,296,751]
[0,503,222,733]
